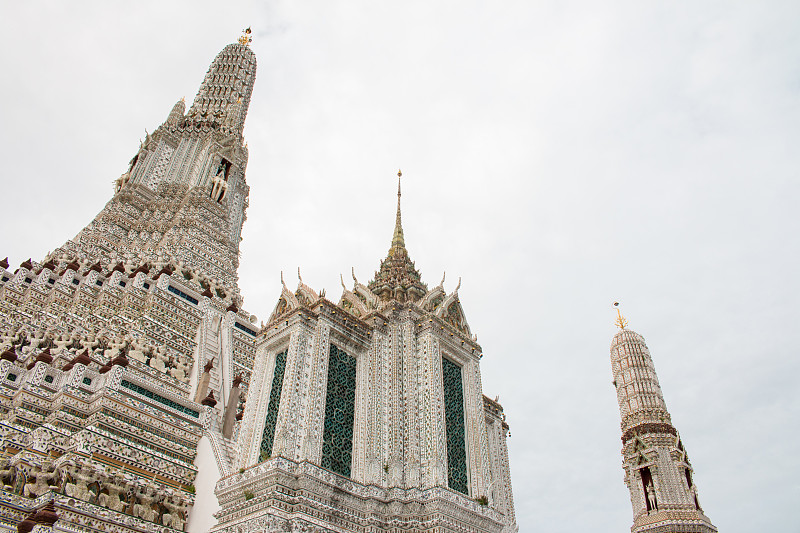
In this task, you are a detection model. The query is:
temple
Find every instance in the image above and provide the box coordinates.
[0,32,517,533]
[610,308,716,533]
[0,34,259,532]
[213,172,517,532]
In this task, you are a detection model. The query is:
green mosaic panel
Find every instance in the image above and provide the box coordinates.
[120,379,199,418]
[442,357,468,494]
[321,344,357,477]
[259,350,287,461]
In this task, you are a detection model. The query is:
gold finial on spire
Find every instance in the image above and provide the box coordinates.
[613,302,628,329]
[238,27,253,46]
[391,169,406,253]
[397,169,402,198]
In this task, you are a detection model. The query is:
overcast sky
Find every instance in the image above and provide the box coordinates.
[1,2,798,531]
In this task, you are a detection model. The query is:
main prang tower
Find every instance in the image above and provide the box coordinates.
[59,31,257,298]
[0,31,261,532]
[610,309,716,533]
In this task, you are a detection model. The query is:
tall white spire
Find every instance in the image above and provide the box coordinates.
[610,310,716,533]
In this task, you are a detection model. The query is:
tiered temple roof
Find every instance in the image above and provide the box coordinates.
[368,171,428,303]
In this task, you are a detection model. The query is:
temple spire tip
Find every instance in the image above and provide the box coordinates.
[391,169,405,251]
[613,302,628,329]
[238,27,253,46]
[368,169,427,303]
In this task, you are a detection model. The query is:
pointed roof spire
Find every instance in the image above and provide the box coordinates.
[368,170,427,304]
[186,35,256,137]
[166,97,186,127]
[391,169,405,254]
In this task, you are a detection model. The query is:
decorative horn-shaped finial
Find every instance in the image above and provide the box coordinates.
[297,267,303,284]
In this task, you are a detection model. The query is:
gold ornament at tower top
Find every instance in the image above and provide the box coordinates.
[614,302,628,329]
[239,27,252,46]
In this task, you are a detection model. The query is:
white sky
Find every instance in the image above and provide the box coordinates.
[1,2,798,531]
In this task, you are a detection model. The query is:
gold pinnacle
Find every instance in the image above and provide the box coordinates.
[613,302,628,329]
[398,169,402,178]
[238,27,253,46]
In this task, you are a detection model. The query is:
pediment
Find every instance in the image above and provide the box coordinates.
[294,279,319,309]
[421,285,446,313]
[338,274,370,318]
[436,291,471,336]
[267,274,300,323]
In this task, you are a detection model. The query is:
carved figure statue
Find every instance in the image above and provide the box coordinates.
[13,329,32,352]
[104,336,124,359]
[66,333,84,351]
[28,329,47,351]
[127,341,148,364]
[215,160,227,176]
[115,171,131,193]
[98,472,127,512]
[162,495,187,530]
[210,176,228,202]
[149,345,169,372]
[646,481,657,511]
[170,355,190,382]
[134,484,158,521]
[0,328,15,348]
[23,462,59,498]
[54,333,72,351]
[65,464,94,501]
[0,458,15,490]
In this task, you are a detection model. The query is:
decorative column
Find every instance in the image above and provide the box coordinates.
[610,307,716,533]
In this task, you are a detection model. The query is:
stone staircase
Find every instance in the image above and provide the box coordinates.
[201,314,241,476]
[206,429,239,476]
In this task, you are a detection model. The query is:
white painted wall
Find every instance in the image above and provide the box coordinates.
[187,436,222,533]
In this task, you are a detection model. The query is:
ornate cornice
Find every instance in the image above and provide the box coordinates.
[622,422,677,444]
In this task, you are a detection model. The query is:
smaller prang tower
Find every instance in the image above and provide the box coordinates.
[609,307,716,533]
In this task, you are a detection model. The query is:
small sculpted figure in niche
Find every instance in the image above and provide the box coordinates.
[215,160,227,177]
[646,481,657,511]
